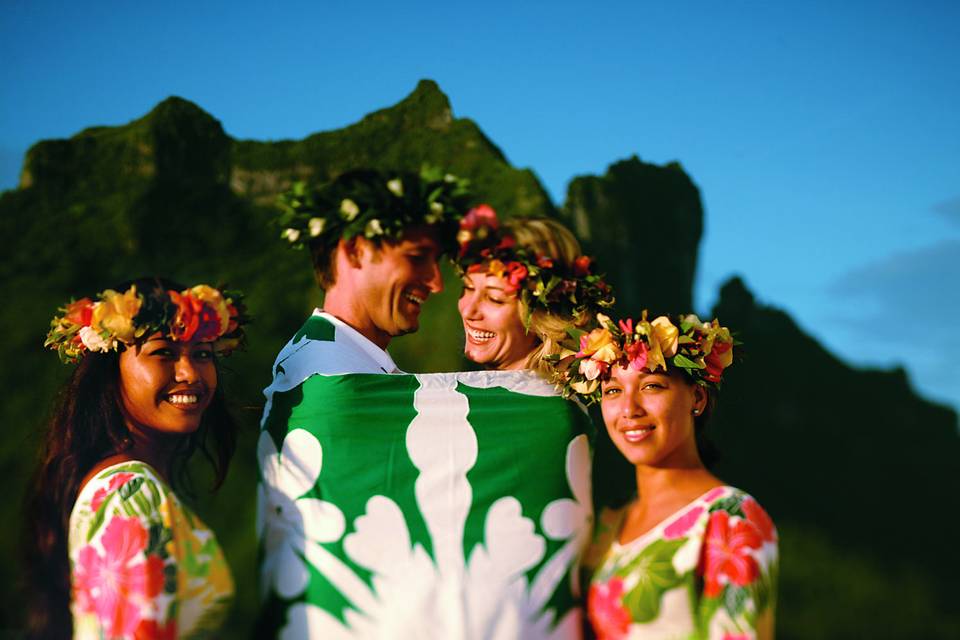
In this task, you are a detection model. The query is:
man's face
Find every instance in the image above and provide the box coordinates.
[353,227,444,342]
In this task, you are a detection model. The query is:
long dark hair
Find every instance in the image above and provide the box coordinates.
[22,278,238,639]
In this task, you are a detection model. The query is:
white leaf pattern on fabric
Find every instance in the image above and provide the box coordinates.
[257,429,345,600]
[272,371,589,639]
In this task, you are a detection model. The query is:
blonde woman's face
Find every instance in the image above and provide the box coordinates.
[457,272,539,370]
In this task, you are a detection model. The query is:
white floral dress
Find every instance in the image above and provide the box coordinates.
[69,461,234,639]
[587,486,778,640]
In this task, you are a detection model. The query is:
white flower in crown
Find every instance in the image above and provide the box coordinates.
[308,217,326,237]
[282,228,300,243]
[386,178,403,197]
[340,198,360,221]
[364,219,384,237]
[79,326,114,352]
[257,430,346,600]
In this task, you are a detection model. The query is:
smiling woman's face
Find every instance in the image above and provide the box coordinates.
[457,272,539,370]
[118,337,217,435]
[600,365,707,469]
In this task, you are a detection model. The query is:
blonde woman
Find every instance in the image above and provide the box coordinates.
[456,205,613,376]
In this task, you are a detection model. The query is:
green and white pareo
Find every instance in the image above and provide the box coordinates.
[258,313,594,639]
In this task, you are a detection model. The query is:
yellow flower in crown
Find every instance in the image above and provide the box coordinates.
[91,286,142,343]
[651,316,680,358]
[701,318,733,359]
[580,327,620,364]
[486,259,507,279]
[632,313,677,372]
[186,284,231,335]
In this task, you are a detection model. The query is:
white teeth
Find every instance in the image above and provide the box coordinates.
[168,394,199,405]
[403,293,425,305]
[468,329,496,341]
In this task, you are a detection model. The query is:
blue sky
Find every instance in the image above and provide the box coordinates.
[3,1,958,413]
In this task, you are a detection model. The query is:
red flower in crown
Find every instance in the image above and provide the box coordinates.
[572,255,592,276]
[65,298,95,327]
[704,340,733,383]
[504,261,528,292]
[168,291,222,342]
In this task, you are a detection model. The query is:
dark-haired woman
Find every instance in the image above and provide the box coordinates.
[561,313,778,639]
[24,279,248,639]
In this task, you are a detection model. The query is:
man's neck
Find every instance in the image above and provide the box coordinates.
[322,287,391,350]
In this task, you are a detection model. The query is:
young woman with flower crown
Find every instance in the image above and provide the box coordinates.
[23,277,249,640]
[558,314,778,639]
[455,204,614,375]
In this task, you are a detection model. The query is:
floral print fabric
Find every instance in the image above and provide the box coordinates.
[587,486,777,639]
[69,461,234,639]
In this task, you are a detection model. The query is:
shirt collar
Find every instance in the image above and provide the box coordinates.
[315,309,401,373]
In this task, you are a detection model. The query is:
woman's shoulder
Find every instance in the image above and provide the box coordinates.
[700,485,778,543]
[70,460,174,542]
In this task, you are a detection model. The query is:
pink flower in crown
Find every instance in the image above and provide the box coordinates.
[663,505,705,539]
[587,577,631,639]
[461,204,499,232]
[700,510,762,597]
[624,338,649,372]
[72,516,165,638]
[90,473,136,512]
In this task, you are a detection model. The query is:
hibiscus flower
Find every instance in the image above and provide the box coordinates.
[741,497,777,543]
[257,430,346,600]
[700,510,762,597]
[73,516,165,638]
[587,577,631,640]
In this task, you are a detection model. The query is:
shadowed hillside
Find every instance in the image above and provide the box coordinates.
[1,80,955,638]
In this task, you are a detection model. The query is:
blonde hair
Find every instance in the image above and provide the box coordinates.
[502,218,594,378]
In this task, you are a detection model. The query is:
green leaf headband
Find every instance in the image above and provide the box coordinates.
[277,166,472,255]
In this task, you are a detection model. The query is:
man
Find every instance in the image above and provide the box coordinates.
[263,168,467,387]
[257,167,471,633]
[257,169,592,639]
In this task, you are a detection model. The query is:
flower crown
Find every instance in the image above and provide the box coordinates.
[45,283,249,363]
[277,166,472,254]
[455,205,614,327]
[552,311,736,403]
